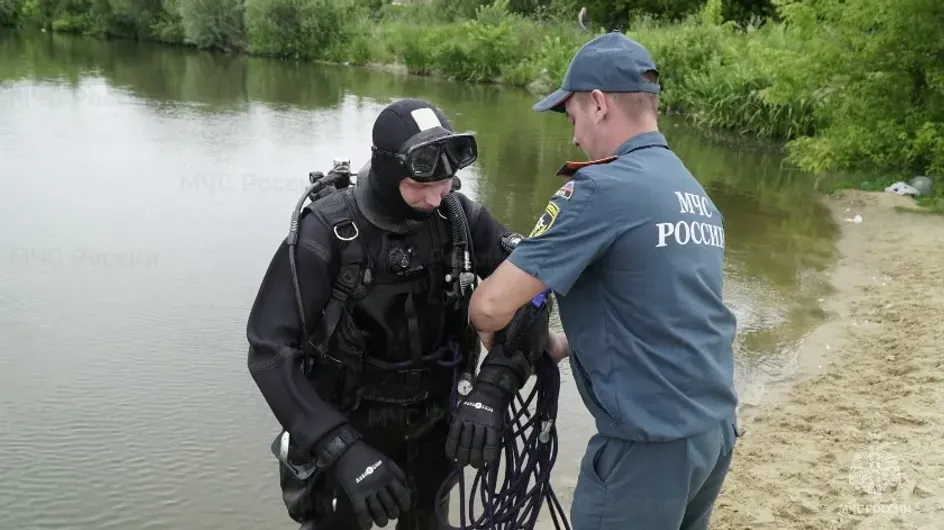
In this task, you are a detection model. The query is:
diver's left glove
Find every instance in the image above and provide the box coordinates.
[446,344,529,469]
[316,424,414,529]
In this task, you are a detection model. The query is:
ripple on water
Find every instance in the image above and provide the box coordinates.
[0,293,280,529]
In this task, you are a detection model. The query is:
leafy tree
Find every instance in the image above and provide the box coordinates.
[772,0,944,177]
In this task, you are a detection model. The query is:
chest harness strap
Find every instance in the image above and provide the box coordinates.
[308,192,371,367]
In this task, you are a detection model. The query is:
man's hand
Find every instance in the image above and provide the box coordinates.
[547,331,570,364]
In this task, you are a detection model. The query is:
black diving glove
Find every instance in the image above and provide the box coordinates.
[320,427,414,529]
[447,292,552,469]
[446,344,528,469]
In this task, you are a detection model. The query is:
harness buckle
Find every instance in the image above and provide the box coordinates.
[331,265,361,302]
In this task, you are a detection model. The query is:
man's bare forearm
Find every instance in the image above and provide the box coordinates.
[469,260,550,332]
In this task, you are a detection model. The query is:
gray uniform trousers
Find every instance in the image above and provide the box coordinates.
[570,415,739,530]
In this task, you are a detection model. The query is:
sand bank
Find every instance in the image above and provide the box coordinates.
[713,189,944,529]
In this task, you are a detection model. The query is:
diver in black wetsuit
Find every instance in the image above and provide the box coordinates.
[246,98,515,530]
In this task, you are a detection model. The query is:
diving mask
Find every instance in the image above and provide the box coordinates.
[373,131,478,182]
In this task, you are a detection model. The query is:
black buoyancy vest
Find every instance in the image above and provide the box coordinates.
[308,187,467,377]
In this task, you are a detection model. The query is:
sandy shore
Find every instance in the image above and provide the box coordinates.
[712,189,944,529]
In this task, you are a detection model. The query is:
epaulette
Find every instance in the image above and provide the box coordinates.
[555,155,618,177]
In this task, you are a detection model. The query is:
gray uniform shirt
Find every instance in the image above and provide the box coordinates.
[508,131,738,441]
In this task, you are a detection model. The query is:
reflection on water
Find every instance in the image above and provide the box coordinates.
[0,30,839,530]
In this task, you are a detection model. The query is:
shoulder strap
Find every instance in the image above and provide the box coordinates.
[310,190,372,355]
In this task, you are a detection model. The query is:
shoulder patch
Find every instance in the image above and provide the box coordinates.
[529,201,560,238]
[552,180,574,201]
[555,155,618,177]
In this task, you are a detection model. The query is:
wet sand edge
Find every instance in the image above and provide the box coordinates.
[714,188,944,529]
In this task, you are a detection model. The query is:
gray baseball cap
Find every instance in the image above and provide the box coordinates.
[533,31,660,113]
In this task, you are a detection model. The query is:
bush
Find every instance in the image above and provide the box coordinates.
[774,0,944,180]
[246,0,348,60]
[178,0,246,51]
[0,0,21,25]
[633,16,817,140]
[150,0,185,42]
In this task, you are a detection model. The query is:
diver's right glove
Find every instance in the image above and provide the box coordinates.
[317,425,414,529]
[447,292,552,469]
[446,343,530,469]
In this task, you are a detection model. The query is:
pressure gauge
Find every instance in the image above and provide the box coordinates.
[457,372,474,396]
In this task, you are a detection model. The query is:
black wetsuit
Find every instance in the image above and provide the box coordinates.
[246,170,509,529]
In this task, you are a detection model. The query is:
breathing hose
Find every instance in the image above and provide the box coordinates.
[286,168,346,340]
[442,193,476,299]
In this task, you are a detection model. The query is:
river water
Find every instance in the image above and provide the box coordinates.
[0,30,840,530]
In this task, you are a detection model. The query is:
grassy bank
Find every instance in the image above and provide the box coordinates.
[1,0,941,209]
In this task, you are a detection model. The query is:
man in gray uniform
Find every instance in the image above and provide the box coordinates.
[467,31,740,530]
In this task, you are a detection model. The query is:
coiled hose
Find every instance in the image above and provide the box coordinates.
[427,343,570,530]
